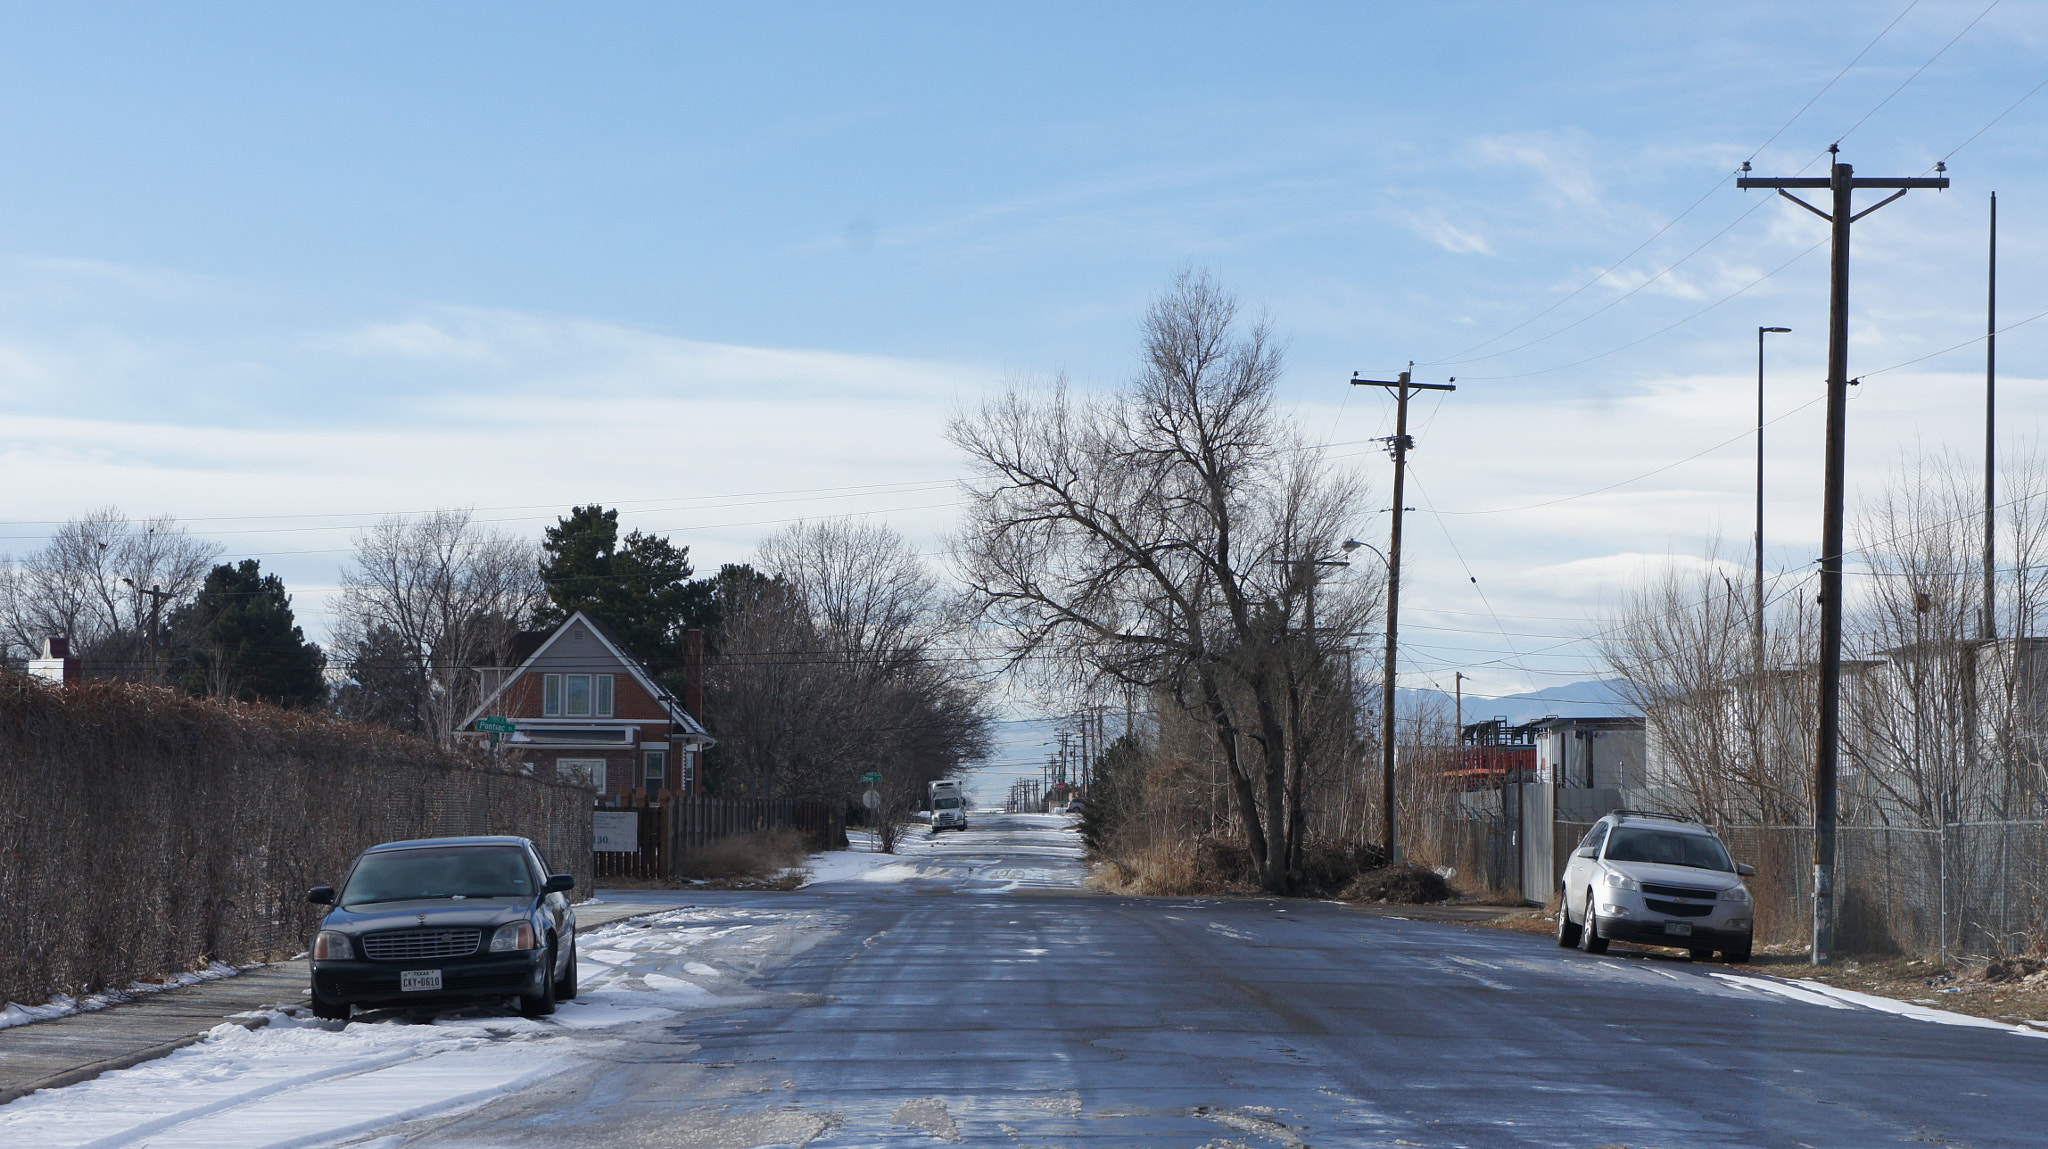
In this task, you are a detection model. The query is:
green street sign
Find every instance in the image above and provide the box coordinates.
[478,716,516,734]
[861,772,883,783]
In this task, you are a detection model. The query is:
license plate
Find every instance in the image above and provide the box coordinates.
[1663,922,1693,937]
[401,969,443,992]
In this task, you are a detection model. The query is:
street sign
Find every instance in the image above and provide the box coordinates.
[862,789,881,810]
[478,716,516,734]
[861,772,882,783]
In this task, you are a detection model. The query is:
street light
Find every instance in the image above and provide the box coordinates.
[1756,326,1791,668]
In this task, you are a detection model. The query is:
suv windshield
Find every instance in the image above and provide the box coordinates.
[1602,827,1734,872]
[341,846,536,906]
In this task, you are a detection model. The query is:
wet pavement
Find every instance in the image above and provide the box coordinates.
[7,813,2047,1147]
[404,813,2048,1148]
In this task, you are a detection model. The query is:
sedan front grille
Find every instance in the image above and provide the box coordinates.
[1642,882,1717,900]
[361,928,482,962]
[1644,898,1714,918]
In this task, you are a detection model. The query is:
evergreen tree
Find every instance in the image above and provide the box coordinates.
[535,505,717,678]
[169,560,327,708]
[331,623,422,731]
[1078,733,1146,856]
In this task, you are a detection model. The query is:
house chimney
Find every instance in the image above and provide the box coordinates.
[684,628,705,718]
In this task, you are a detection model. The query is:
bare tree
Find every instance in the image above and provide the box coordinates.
[331,509,542,742]
[1599,545,1815,824]
[950,271,1377,893]
[706,521,992,824]
[0,507,220,683]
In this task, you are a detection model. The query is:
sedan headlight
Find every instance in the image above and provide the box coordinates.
[312,930,353,961]
[489,921,537,952]
[1601,871,1640,892]
[1720,885,1753,903]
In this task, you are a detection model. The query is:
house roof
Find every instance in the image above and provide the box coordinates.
[457,610,713,744]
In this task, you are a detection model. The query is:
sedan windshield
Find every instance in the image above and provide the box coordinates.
[341,846,536,906]
[1602,828,1734,872]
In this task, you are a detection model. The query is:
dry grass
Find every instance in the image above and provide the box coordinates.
[673,828,811,887]
[1086,844,1260,897]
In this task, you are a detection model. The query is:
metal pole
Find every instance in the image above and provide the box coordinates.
[1985,191,1998,642]
[1757,326,1788,668]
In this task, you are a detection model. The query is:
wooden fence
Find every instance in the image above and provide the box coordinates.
[592,794,846,880]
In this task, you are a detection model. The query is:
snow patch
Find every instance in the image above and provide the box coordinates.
[0,961,251,1030]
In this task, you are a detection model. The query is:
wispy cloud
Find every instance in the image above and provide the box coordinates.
[1405,209,1495,255]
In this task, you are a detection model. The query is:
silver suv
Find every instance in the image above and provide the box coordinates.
[1556,810,1755,963]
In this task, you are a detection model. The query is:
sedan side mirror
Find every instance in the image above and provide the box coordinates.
[543,873,575,894]
[1574,847,1597,859]
[308,886,336,905]
[1735,862,1756,877]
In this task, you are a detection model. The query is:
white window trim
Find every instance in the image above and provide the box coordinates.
[542,672,615,718]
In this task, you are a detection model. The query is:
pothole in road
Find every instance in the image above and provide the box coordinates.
[891,1096,963,1142]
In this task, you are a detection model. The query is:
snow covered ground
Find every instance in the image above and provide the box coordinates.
[0,904,841,1149]
[800,812,1088,892]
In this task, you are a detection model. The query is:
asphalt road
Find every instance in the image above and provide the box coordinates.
[378,812,2048,1149]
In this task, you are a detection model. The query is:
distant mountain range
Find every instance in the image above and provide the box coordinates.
[1396,679,1640,727]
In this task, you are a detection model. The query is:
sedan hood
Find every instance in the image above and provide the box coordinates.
[321,897,534,933]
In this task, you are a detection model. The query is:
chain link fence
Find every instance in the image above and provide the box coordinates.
[0,675,592,1009]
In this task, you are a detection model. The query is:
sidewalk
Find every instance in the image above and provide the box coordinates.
[0,902,674,1106]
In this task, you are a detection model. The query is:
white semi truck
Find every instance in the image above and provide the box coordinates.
[928,779,967,832]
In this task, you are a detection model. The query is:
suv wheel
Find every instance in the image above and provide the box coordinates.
[1723,939,1753,964]
[1580,892,1609,953]
[1555,896,1582,948]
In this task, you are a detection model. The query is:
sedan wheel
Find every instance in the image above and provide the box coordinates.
[554,941,579,1001]
[309,984,350,1022]
[520,943,558,1017]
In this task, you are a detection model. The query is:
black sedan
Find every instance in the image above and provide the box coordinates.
[307,835,578,1022]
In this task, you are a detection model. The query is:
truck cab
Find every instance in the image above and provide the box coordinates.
[929,780,967,832]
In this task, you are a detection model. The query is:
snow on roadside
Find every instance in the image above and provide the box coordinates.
[0,906,824,1148]
[0,961,252,1031]
[1711,971,2048,1038]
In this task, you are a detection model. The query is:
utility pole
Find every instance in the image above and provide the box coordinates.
[1738,147,1947,965]
[1350,368,1456,863]
[122,578,174,684]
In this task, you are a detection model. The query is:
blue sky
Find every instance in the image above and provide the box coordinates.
[3,1,2046,729]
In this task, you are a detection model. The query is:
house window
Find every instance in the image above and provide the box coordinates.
[557,757,606,792]
[644,749,667,794]
[543,673,615,718]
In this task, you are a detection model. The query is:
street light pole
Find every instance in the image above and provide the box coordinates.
[1756,326,1790,670]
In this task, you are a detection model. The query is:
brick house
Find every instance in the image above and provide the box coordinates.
[457,612,714,800]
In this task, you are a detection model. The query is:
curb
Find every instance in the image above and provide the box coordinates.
[0,1013,273,1106]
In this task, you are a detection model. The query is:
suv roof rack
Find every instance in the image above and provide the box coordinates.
[1608,808,1700,824]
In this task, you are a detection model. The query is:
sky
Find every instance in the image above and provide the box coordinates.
[4,2,2047,766]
